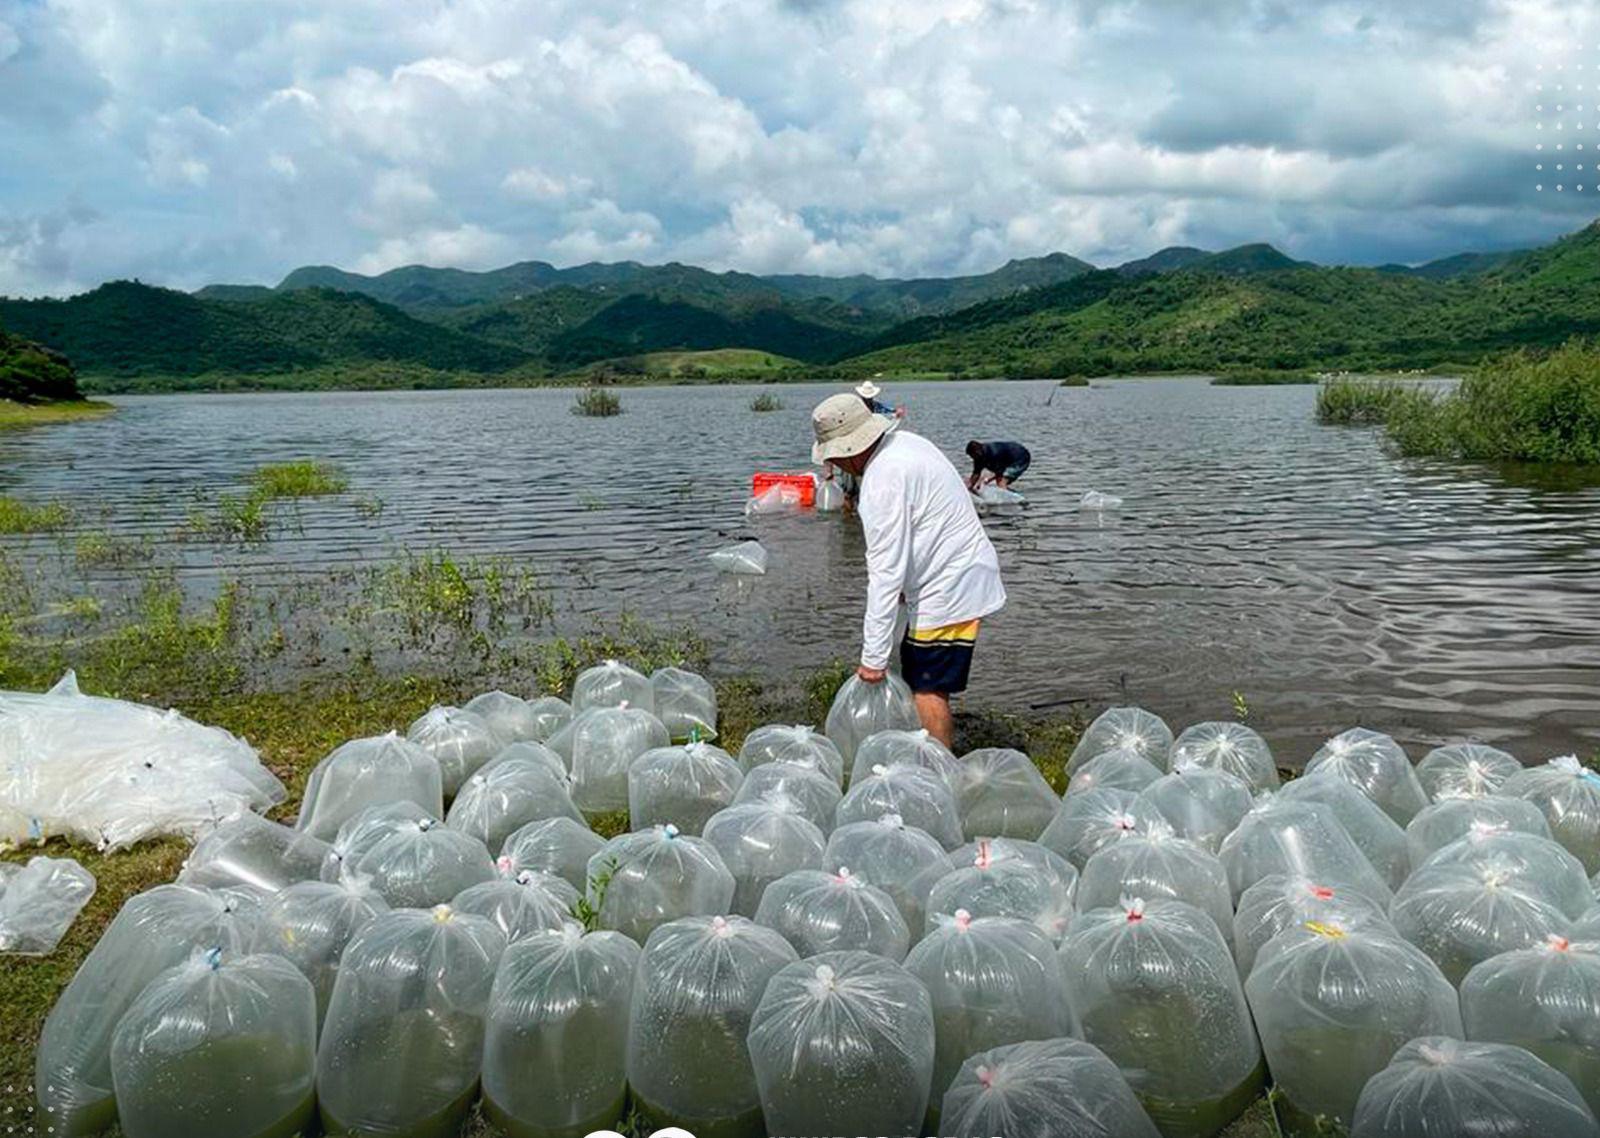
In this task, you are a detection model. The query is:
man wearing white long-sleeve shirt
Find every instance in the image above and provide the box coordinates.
[811,393,1006,747]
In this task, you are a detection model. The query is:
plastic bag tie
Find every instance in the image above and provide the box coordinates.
[431,904,454,924]
[976,1065,996,1090]
[711,915,732,938]
[1305,920,1346,940]
[662,823,680,840]
[953,908,973,931]
[1123,897,1146,923]
[1310,884,1335,901]
[974,839,993,870]
[1547,934,1572,952]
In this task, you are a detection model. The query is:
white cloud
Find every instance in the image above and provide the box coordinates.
[0,0,1597,294]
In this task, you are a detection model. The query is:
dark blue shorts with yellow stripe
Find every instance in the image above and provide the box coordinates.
[900,619,980,694]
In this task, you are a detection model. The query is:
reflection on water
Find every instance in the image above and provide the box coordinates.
[2,378,1598,762]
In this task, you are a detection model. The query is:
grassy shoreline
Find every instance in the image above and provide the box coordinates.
[0,399,116,428]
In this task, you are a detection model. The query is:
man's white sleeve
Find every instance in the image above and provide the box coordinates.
[859,479,912,669]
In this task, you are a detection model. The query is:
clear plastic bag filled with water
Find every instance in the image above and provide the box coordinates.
[627,914,799,1137]
[815,478,845,512]
[406,705,507,799]
[1305,728,1428,825]
[1231,873,1393,981]
[1219,796,1394,904]
[498,816,605,892]
[748,951,935,1136]
[586,825,735,945]
[35,885,259,1136]
[345,813,496,908]
[178,813,337,894]
[1245,918,1462,1131]
[941,1037,1160,1138]
[1502,755,1600,875]
[464,690,544,744]
[250,877,387,1025]
[1060,896,1262,1138]
[1416,742,1522,800]
[572,658,654,714]
[315,905,506,1137]
[1351,1036,1599,1138]
[1278,773,1412,891]
[452,872,579,944]
[1038,787,1162,870]
[524,695,573,744]
[444,745,581,854]
[569,705,670,815]
[1137,765,1254,854]
[824,673,921,767]
[1416,828,1592,917]
[737,724,845,785]
[905,912,1075,1130]
[733,760,842,833]
[110,950,317,1138]
[850,727,961,791]
[1077,827,1234,946]
[1405,794,1552,866]
[295,731,443,841]
[1069,706,1173,775]
[627,742,744,836]
[1169,721,1279,793]
[1460,933,1600,1118]
[702,800,827,916]
[482,922,641,1138]
[754,867,910,960]
[1066,746,1164,795]
[823,814,952,937]
[925,838,1077,943]
[651,666,718,741]
[836,763,964,849]
[955,748,1060,841]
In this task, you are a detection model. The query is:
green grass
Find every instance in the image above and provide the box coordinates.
[1315,377,1411,425]
[0,399,114,429]
[572,385,623,417]
[248,459,348,498]
[1058,375,1091,386]
[0,497,70,534]
[630,348,803,378]
[749,391,783,412]
[1383,340,1600,463]
[74,531,153,568]
[1213,368,1318,386]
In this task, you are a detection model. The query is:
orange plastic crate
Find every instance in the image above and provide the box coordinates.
[751,472,817,508]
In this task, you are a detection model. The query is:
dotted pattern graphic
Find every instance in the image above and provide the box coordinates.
[2,1084,41,1135]
[1534,45,1592,192]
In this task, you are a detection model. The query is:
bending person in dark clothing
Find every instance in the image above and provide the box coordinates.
[966,440,1031,491]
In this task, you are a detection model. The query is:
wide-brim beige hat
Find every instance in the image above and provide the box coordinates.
[855,380,882,399]
[813,392,893,463]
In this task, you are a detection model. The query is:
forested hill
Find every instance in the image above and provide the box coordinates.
[0,282,532,378]
[0,326,81,402]
[837,221,1600,378]
[0,221,1594,389]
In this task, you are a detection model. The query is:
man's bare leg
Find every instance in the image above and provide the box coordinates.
[915,691,955,750]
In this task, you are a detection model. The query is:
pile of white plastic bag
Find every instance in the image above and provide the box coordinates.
[23,663,1600,1138]
[0,671,284,850]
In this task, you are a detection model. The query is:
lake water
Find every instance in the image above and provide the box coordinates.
[3,378,1599,764]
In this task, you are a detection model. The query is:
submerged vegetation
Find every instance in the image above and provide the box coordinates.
[749,391,783,411]
[248,459,349,498]
[1318,342,1600,465]
[186,458,349,541]
[573,385,623,416]
[1315,377,1411,425]
[0,399,114,429]
[0,497,71,534]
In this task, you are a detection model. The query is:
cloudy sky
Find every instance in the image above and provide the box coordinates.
[0,0,1596,295]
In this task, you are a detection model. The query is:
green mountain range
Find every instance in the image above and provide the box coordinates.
[0,222,1593,390]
